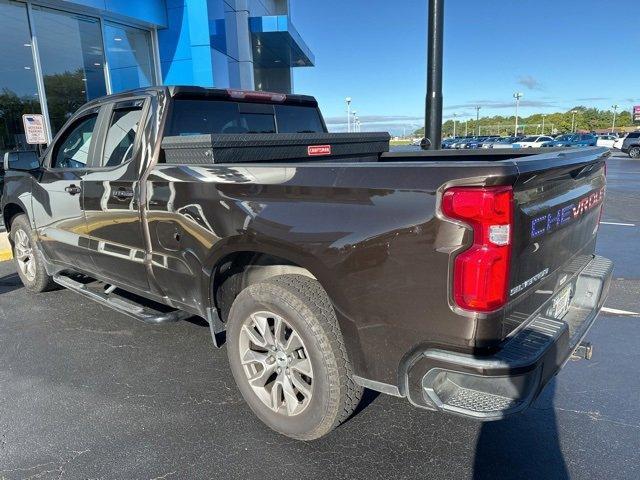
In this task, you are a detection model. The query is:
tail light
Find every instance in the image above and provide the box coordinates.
[227,89,287,102]
[442,186,514,312]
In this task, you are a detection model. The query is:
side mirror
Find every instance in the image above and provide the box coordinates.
[3,150,41,172]
[420,138,432,150]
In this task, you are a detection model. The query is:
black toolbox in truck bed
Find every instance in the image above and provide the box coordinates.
[161,132,391,164]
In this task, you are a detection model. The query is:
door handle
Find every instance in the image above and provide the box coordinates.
[112,187,135,201]
[65,184,82,196]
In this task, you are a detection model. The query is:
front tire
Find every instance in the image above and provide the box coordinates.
[629,146,640,159]
[226,274,363,440]
[10,214,56,293]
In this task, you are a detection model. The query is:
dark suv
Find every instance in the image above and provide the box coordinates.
[621,132,640,158]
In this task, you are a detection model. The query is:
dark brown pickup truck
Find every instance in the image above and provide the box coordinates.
[1,86,612,440]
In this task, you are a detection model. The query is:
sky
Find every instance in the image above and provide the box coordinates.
[291,0,640,135]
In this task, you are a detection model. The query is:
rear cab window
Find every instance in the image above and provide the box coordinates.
[167,99,326,136]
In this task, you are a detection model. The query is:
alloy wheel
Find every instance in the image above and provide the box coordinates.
[238,311,314,416]
[14,229,36,281]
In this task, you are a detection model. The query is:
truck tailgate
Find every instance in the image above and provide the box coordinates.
[506,147,608,331]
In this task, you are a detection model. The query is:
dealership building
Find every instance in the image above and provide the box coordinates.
[0,0,314,150]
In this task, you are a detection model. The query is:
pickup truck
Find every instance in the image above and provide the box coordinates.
[1,86,612,440]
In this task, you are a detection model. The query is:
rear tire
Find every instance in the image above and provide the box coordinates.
[226,274,363,440]
[629,146,640,159]
[10,214,56,293]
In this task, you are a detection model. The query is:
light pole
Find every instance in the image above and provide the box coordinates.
[453,113,457,138]
[425,0,445,149]
[475,106,481,136]
[346,97,352,133]
[571,110,577,133]
[465,119,469,136]
[352,111,358,132]
[514,92,523,136]
[541,114,546,135]
[611,104,619,133]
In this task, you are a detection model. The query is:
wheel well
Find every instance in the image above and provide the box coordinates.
[212,252,316,322]
[2,203,25,232]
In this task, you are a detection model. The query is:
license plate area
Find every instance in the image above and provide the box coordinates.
[547,284,574,320]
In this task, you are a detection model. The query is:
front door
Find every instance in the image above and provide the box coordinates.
[82,98,150,292]
[31,108,100,273]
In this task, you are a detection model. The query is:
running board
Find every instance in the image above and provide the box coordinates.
[53,274,191,325]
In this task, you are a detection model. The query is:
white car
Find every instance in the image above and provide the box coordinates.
[513,136,554,148]
[613,135,626,150]
[597,135,617,148]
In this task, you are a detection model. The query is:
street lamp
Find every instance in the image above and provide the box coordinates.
[465,119,469,136]
[514,92,523,136]
[541,114,546,135]
[453,113,458,138]
[570,110,578,133]
[475,106,481,136]
[612,104,619,134]
[345,97,352,133]
[352,111,358,132]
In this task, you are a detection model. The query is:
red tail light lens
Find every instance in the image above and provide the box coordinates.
[442,186,514,312]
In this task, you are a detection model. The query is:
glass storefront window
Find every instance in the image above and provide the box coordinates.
[0,0,41,154]
[104,22,155,93]
[32,6,107,135]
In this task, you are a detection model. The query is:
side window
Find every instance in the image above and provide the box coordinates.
[102,105,144,167]
[52,114,98,169]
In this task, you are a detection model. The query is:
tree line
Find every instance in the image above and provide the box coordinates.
[414,106,637,137]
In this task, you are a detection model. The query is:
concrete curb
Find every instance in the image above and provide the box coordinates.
[0,232,12,262]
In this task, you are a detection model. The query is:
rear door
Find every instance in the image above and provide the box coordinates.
[82,98,150,292]
[32,107,102,272]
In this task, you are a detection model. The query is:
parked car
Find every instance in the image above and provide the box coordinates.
[491,136,522,149]
[613,135,626,150]
[441,137,460,149]
[464,136,492,149]
[514,135,555,148]
[1,86,612,440]
[620,132,640,158]
[597,135,618,148]
[454,137,479,149]
[542,134,598,148]
[479,136,501,148]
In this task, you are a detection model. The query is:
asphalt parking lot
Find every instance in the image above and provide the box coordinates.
[0,152,639,480]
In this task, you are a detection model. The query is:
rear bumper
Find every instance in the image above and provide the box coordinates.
[402,255,613,420]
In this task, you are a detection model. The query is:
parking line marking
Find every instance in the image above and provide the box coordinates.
[601,222,636,227]
[602,307,640,316]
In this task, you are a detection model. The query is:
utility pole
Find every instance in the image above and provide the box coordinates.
[453,113,457,138]
[513,92,523,136]
[424,0,444,150]
[612,104,619,133]
[346,97,352,133]
[541,114,546,135]
[475,106,481,136]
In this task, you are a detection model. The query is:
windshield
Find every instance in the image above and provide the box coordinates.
[521,136,538,142]
[167,100,326,136]
[556,135,576,141]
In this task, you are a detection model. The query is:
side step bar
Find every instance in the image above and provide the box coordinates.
[53,274,191,325]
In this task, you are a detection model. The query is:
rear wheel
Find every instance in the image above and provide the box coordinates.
[10,214,56,293]
[629,146,640,159]
[226,274,363,440]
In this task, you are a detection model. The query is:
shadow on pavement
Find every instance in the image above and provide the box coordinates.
[0,272,22,295]
[473,382,568,480]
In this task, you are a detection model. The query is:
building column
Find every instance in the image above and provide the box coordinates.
[227,0,255,90]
